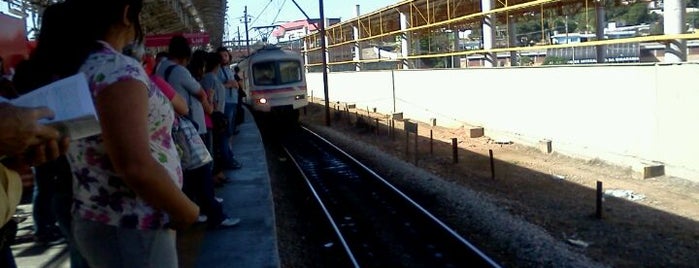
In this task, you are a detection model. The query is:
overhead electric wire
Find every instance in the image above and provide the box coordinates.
[250,0,273,27]
[270,0,288,27]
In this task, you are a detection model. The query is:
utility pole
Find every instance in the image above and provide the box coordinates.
[244,6,251,56]
[237,26,241,50]
[319,0,331,126]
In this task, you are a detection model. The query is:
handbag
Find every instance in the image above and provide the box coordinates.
[163,64,213,170]
[0,163,20,250]
[172,116,213,170]
[0,163,21,229]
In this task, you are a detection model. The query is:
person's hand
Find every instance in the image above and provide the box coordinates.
[202,99,214,114]
[168,203,199,230]
[25,136,70,164]
[0,103,60,156]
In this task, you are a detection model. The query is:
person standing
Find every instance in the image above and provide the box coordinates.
[157,37,239,229]
[202,53,231,183]
[216,47,242,170]
[233,65,246,125]
[14,1,200,266]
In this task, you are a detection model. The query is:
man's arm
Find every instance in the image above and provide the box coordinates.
[180,68,213,114]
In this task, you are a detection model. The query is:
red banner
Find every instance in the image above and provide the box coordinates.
[0,13,28,73]
[144,32,210,48]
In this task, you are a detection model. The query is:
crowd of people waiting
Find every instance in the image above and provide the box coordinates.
[0,0,249,267]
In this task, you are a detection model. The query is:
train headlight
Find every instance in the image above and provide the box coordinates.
[294,94,305,100]
[258,98,268,104]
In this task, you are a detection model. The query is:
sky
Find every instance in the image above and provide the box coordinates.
[225,0,400,42]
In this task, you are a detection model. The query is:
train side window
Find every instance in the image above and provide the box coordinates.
[279,61,301,84]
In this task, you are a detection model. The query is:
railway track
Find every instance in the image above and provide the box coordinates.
[281,126,501,268]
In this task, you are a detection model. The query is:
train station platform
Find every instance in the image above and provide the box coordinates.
[11,106,280,268]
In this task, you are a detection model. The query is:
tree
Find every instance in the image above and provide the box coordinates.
[687,12,699,29]
[543,56,568,65]
[622,3,652,25]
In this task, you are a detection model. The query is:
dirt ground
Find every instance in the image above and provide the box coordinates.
[298,101,699,267]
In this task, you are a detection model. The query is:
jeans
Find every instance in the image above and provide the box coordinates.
[180,132,225,225]
[72,217,177,268]
[33,162,58,238]
[54,192,89,268]
[224,102,237,135]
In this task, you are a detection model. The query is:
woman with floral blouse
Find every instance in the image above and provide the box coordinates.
[14,0,199,267]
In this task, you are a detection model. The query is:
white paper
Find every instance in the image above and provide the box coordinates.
[9,73,100,140]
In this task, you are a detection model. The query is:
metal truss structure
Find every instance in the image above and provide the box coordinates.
[301,0,699,69]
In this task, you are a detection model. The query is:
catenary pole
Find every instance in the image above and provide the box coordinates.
[318,0,331,126]
[291,0,331,126]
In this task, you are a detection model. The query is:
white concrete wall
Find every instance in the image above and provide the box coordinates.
[307,64,699,181]
[307,71,396,114]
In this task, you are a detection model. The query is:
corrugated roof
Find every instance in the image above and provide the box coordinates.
[141,0,226,48]
[14,0,227,48]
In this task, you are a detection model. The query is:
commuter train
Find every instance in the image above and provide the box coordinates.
[237,45,308,120]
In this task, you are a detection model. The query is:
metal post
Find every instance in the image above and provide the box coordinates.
[430,130,433,155]
[405,130,410,157]
[391,69,396,113]
[489,149,495,179]
[237,26,241,50]
[375,118,379,135]
[244,6,251,56]
[414,130,418,165]
[596,181,603,219]
[452,138,458,163]
[319,0,331,126]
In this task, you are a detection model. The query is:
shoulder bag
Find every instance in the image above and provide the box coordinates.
[164,64,213,170]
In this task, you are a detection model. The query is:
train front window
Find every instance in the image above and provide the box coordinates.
[279,61,302,84]
[252,60,302,86]
[253,62,276,85]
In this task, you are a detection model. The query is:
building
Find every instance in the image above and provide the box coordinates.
[271,18,341,43]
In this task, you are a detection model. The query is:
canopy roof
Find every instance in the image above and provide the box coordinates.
[9,0,227,48]
[142,0,226,48]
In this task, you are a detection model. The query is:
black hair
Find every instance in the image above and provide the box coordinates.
[234,66,240,72]
[155,51,169,60]
[0,77,18,99]
[216,47,229,53]
[14,0,144,93]
[168,36,192,60]
[187,49,207,80]
[205,52,222,72]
